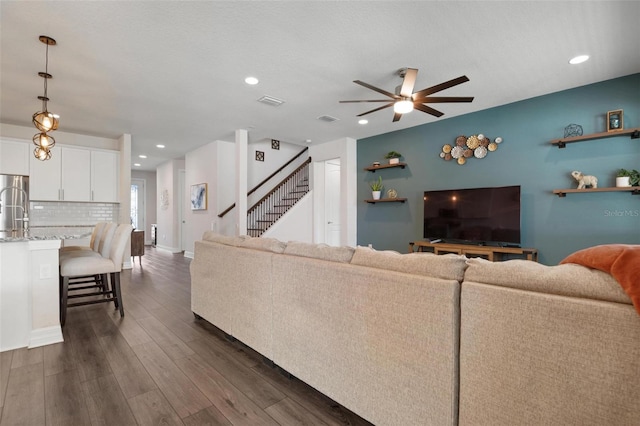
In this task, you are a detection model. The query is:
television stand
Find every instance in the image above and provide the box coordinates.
[409,241,538,262]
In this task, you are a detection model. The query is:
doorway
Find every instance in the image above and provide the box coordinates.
[131,178,145,234]
[324,158,341,246]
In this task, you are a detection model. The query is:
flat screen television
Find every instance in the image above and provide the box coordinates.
[423,185,521,247]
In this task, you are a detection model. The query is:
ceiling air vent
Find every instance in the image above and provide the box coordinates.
[318,115,340,123]
[257,95,285,107]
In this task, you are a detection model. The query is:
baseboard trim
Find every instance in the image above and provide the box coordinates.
[123,259,133,270]
[184,251,194,259]
[29,325,63,349]
[156,244,182,254]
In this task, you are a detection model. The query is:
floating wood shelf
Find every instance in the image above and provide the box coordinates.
[550,128,640,148]
[364,198,407,204]
[364,162,407,172]
[553,187,640,197]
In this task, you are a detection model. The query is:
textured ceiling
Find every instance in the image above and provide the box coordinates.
[1,1,638,171]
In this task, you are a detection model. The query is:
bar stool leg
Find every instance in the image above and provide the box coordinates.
[111,272,124,317]
[60,276,69,326]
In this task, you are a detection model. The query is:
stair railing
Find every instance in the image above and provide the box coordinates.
[218,146,309,218]
[247,158,311,237]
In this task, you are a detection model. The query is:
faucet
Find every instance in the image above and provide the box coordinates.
[0,186,29,231]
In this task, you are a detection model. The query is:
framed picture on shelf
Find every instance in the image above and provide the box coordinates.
[190,183,207,210]
[606,109,623,132]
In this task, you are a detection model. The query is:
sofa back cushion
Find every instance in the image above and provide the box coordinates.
[284,240,354,263]
[351,246,468,282]
[464,257,631,305]
[201,231,286,253]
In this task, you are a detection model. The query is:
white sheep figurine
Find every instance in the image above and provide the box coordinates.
[571,170,598,189]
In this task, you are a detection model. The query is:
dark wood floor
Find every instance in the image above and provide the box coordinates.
[0,247,372,426]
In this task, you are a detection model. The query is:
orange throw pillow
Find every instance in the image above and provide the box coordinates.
[560,244,640,315]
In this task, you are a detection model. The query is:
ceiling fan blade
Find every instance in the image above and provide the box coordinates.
[354,80,399,99]
[339,99,397,103]
[414,103,444,117]
[357,102,395,117]
[413,75,470,99]
[392,112,403,122]
[399,68,418,97]
[414,96,474,103]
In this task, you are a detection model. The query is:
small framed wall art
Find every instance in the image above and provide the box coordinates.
[606,109,623,132]
[190,183,208,210]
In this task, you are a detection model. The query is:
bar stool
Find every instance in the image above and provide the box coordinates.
[60,222,117,294]
[59,223,132,326]
[60,222,107,254]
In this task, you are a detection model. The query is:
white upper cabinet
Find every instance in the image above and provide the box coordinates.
[91,150,119,202]
[29,148,62,201]
[29,145,119,202]
[61,147,91,201]
[0,139,30,176]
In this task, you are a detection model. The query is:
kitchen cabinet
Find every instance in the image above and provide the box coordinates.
[61,147,91,201]
[0,138,30,176]
[29,146,119,202]
[29,148,62,201]
[91,150,119,202]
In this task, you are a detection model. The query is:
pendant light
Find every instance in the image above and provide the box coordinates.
[32,35,59,160]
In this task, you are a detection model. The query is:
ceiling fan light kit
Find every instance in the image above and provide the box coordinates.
[340,67,474,122]
[32,35,59,161]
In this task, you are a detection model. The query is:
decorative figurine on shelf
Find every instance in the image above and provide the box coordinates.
[564,124,583,138]
[571,170,598,189]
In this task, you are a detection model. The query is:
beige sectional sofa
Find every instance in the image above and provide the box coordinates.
[191,232,640,426]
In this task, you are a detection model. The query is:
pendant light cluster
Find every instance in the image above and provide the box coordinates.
[32,35,59,161]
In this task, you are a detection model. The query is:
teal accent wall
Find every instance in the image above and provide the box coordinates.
[357,74,640,265]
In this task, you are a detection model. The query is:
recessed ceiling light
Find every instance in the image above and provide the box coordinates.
[133,163,141,167]
[156,144,165,149]
[358,119,368,125]
[305,139,312,144]
[138,155,147,159]
[569,55,589,65]
[245,76,259,85]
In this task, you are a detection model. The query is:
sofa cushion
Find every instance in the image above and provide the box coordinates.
[351,246,468,282]
[284,241,355,263]
[464,257,631,305]
[202,232,286,253]
[239,236,287,253]
[201,231,248,246]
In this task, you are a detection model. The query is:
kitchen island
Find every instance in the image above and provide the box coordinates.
[0,227,92,352]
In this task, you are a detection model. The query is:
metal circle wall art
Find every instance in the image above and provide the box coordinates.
[440,134,504,165]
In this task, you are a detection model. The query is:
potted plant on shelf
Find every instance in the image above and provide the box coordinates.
[369,176,383,200]
[384,151,402,165]
[616,169,639,187]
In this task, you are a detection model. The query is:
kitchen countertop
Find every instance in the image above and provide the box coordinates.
[0,226,93,243]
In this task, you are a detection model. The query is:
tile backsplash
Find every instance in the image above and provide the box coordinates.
[29,201,120,227]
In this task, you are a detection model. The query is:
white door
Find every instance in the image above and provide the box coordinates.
[324,159,341,246]
[131,178,145,235]
[179,170,186,252]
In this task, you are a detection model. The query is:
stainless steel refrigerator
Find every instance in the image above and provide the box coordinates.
[0,174,29,236]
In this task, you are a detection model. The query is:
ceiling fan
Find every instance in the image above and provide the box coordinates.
[340,68,474,122]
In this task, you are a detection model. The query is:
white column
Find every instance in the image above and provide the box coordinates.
[118,134,133,268]
[235,129,248,236]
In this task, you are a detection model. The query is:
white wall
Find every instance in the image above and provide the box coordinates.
[310,137,357,247]
[184,140,236,257]
[262,193,313,243]
[156,158,184,253]
[131,169,157,245]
